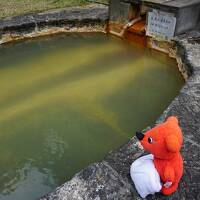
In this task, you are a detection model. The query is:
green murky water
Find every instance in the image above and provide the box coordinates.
[0,33,183,200]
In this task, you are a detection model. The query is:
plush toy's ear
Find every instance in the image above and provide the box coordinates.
[166,116,178,124]
[165,135,181,153]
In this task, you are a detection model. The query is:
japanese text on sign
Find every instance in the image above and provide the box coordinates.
[146,9,176,40]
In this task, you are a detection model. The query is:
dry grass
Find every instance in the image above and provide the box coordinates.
[0,0,108,19]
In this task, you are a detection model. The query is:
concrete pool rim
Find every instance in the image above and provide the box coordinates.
[0,5,199,200]
[0,4,108,44]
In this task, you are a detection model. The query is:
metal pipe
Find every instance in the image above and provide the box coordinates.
[109,16,142,38]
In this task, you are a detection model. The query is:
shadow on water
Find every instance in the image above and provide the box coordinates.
[0,33,184,200]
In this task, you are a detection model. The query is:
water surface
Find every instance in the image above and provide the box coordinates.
[0,33,184,200]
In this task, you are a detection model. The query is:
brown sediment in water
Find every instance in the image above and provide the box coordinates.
[108,20,189,81]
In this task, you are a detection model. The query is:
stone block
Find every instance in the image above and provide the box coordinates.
[143,0,200,35]
[109,0,136,24]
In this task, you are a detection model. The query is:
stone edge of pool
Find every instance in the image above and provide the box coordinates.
[0,5,200,200]
[0,4,108,44]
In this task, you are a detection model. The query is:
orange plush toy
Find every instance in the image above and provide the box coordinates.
[132,116,183,197]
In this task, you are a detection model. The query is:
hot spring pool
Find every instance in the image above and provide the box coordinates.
[0,33,183,200]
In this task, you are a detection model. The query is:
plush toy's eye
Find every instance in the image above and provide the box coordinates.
[148,137,153,144]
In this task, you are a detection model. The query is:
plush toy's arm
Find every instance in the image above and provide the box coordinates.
[163,165,175,185]
[162,165,178,195]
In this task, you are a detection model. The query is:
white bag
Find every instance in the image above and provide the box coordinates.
[130,154,162,198]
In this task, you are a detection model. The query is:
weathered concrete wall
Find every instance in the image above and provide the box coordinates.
[109,0,136,25]
[0,5,108,44]
[175,5,200,35]
[110,0,200,35]
[144,3,200,35]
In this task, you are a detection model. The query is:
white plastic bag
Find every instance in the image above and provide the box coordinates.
[130,154,162,198]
